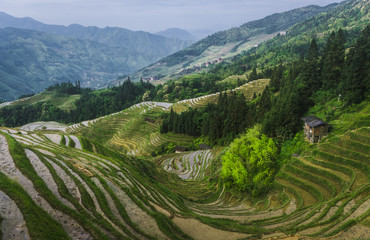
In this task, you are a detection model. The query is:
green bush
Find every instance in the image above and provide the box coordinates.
[221,126,279,196]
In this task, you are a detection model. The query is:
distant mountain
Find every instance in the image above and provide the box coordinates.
[0,28,137,101]
[156,28,197,42]
[0,12,191,54]
[0,12,192,100]
[123,3,339,83]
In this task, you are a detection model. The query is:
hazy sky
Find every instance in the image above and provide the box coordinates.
[0,0,343,32]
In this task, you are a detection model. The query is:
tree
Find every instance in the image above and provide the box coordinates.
[339,25,370,104]
[221,126,279,196]
[321,30,346,91]
[304,38,321,93]
[249,67,259,81]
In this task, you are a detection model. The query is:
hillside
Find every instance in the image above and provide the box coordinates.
[0,13,191,101]
[0,89,368,240]
[121,3,338,83]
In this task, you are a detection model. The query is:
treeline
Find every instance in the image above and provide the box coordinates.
[46,81,84,95]
[0,78,154,126]
[0,72,246,127]
[160,88,272,144]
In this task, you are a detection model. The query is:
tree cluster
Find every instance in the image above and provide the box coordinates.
[160,88,272,145]
[221,126,278,196]
[263,26,369,138]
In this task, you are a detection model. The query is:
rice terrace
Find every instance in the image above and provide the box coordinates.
[0,0,369,239]
[0,77,369,239]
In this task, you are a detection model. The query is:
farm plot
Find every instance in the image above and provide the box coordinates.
[172,78,270,113]
[161,150,214,180]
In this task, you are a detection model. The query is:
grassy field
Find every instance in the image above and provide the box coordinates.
[5,90,80,111]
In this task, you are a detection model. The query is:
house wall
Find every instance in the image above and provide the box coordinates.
[304,124,328,143]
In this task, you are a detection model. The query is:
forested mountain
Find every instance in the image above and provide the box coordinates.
[123,3,338,83]
[0,12,191,55]
[0,28,140,101]
[0,12,191,101]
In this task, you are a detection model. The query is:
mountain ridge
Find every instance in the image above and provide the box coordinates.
[0,12,192,101]
[122,3,340,84]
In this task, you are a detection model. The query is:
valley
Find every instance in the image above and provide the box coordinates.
[0,0,369,239]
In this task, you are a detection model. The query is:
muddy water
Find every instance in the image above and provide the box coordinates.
[173,216,250,240]
[92,177,127,237]
[0,135,92,240]
[44,134,62,145]
[0,190,30,240]
[46,158,83,206]
[107,180,169,240]
[25,149,75,210]
[69,135,82,150]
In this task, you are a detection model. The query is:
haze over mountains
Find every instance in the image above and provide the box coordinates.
[156,28,198,42]
[0,12,191,101]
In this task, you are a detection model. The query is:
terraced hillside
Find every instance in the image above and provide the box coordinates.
[0,83,369,240]
[0,116,369,239]
[68,79,269,157]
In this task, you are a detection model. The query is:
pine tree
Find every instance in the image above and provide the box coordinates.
[305,39,321,93]
[321,30,346,91]
[339,25,370,104]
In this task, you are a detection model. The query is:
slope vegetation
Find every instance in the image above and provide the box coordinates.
[0,97,368,240]
[68,79,269,157]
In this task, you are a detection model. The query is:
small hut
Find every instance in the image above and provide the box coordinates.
[301,116,329,143]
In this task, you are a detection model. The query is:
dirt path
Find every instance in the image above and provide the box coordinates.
[0,190,30,240]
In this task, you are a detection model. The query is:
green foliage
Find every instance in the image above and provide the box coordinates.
[60,135,66,145]
[161,92,252,144]
[46,81,83,95]
[221,126,279,196]
[339,25,370,104]
[68,136,76,148]
[279,131,310,163]
[321,30,346,91]
[152,142,176,156]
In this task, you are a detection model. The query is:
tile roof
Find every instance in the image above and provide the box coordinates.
[301,116,326,128]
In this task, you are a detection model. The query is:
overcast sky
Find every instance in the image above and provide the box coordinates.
[0,0,343,33]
